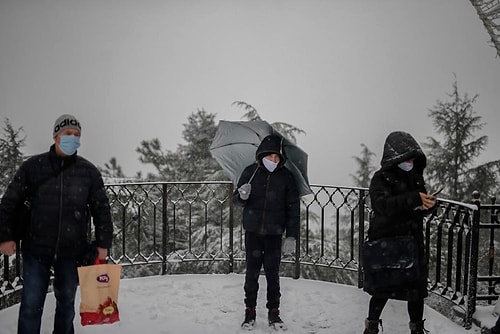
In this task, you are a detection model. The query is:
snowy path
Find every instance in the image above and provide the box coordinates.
[0,273,485,333]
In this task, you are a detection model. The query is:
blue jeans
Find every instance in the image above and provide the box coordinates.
[18,251,79,334]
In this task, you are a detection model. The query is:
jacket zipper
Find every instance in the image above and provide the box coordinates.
[260,174,271,234]
[54,160,64,260]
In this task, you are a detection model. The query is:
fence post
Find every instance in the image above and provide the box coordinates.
[161,183,168,275]
[487,196,498,302]
[290,193,307,280]
[358,189,366,289]
[293,231,301,279]
[465,191,481,329]
[228,183,234,274]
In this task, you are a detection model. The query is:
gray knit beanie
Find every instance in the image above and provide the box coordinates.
[53,114,81,137]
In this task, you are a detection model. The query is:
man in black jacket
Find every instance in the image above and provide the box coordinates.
[0,114,113,334]
[233,135,300,331]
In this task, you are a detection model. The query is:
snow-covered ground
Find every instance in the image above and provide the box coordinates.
[0,273,491,333]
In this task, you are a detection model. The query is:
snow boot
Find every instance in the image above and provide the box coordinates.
[241,307,256,330]
[363,318,382,334]
[268,308,287,330]
[409,320,429,334]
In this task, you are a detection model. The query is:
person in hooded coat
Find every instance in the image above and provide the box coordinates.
[233,134,300,330]
[362,131,437,334]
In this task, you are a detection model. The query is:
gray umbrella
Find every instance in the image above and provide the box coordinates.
[209,120,312,197]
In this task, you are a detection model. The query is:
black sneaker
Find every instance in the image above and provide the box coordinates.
[241,307,256,330]
[268,308,287,331]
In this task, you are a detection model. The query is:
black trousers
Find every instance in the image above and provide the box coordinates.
[368,296,424,322]
[244,231,282,310]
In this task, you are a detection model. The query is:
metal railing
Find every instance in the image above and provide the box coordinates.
[475,196,500,303]
[1,181,498,329]
[425,196,480,328]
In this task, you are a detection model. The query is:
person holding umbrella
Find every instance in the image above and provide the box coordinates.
[234,134,300,331]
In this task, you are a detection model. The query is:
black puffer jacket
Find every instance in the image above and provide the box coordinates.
[233,135,300,238]
[0,145,113,258]
[367,131,431,301]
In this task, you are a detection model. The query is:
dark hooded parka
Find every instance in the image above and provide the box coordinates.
[366,131,431,301]
[233,135,300,239]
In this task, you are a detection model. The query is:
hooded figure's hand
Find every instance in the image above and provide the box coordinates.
[419,192,436,210]
[0,241,16,256]
[238,183,251,200]
[283,237,296,255]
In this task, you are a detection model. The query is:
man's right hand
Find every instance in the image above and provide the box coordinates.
[0,240,16,256]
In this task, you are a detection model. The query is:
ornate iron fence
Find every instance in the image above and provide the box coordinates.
[425,196,480,328]
[1,181,498,329]
[476,196,500,303]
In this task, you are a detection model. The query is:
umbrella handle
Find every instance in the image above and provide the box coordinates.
[247,166,259,184]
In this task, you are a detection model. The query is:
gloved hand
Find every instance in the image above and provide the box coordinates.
[238,183,251,200]
[283,237,296,255]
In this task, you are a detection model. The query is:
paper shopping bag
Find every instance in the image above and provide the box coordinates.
[77,263,121,326]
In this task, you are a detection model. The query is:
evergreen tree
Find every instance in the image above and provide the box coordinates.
[423,79,500,201]
[0,118,26,194]
[177,110,221,181]
[135,137,174,181]
[99,157,125,178]
[136,103,307,182]
[350,143,376,188]
[136,109,220,181]
[131,109,225,275]
[232,101,306,144]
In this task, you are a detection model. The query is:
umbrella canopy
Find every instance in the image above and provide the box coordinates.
[209,120,312,197]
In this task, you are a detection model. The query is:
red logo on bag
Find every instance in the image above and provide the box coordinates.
[96,274,110,283]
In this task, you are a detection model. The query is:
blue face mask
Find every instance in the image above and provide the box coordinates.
[398,161,414,172]
[59,135,80,156]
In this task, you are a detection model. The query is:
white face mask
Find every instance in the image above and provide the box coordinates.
[262,157,279,172]
[398,161,414,172]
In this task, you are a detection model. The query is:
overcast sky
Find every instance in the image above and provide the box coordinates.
[1,0,499,186]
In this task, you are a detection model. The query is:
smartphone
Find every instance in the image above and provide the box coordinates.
[431,185,445,196]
